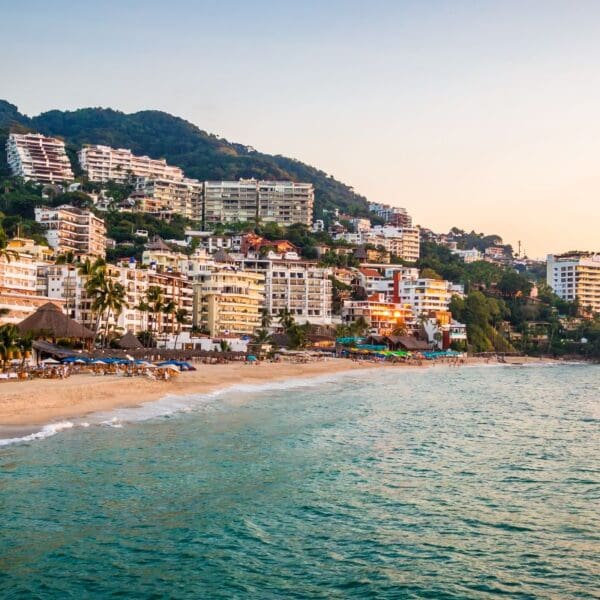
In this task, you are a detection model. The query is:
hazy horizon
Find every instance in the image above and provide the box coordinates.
[2,0,599,257]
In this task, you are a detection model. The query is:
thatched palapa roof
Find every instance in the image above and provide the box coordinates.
[116,331,144,349]
[18,302,94,339]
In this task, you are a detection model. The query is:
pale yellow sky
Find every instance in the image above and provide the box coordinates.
[3,1,599,256]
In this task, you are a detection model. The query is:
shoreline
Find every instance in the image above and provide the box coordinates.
[0,359,381,431]
[0,355,578,437]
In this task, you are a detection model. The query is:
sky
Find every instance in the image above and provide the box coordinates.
[2,0,599,257]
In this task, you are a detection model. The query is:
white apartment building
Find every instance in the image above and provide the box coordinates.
[365,226,420,263]
[356,264,419,299]
[237,252,333,325]
[35,205,107,258]
[134,177,202,220]
[452,247,482,263]
[6,133,74,184]
[0,237,56,325]
[203,180,314,227]
[78,145,184,183]
[398,278,456,317]
[41,260,193,336]
[203,180,259,224]
[257,181,314,227]
[368,203,412,227]
[547,252,600,315]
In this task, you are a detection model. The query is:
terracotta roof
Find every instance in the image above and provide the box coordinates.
[359,268,380,277]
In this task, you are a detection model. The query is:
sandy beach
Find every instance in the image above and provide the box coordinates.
[0,355,560,432]
[0,359,382,428]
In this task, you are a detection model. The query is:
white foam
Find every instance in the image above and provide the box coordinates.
[0,421,75,447]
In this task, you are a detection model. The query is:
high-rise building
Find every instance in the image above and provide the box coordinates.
[237,252,333,325]
[192,268,265,336]
[133,177,202,220]
[203,180,259,225]
[257,181,314,227]
[203,180,314,227]
[78,145,184,183]
[35,205,107,258]
[6,133,74,184]
[0,237,57,325]
[364,226,420,262]
[547,252,600,316]
[40,260,193,337]
[396,277,457,316]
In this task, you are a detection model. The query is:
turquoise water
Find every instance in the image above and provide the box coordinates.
[0,364,598,598]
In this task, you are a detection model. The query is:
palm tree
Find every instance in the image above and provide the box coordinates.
[145,286,165,338]
[86,269,109,345]
[56,251,76,317]
[351,316,369,337]
[0,324,20,371]
[101,279,128,347]
[162,300,177,335]
[80,258,107,334]
[219,339,232,352]
[278,307,295,332]
[260,307,272,330]
[251,328,272,344]
[173,308,189,349]
[18,333,33,373]
[135,300,151,345]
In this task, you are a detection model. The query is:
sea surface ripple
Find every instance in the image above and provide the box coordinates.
[0,364,598,598]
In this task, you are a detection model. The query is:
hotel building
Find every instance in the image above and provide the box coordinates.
[547,252,600,316]
[6,133,74,184]
[364,226,420,263]
[78,145,184,183]
[396,277,458,317]
[203,180,314,228]
[192,268,265,336]
[35,205,107,258]
[41,261,193,337]
[134,176,203,220]
[237,252,333,325]
[0,237,57,325]
[341,293,414,336]
[257,181,314,227]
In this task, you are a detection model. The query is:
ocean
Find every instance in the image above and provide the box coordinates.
[0,364,598,598]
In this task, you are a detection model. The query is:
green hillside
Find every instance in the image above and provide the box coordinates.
[0,100,370,218]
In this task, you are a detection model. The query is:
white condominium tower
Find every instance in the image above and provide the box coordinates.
[78,144,184,183]
[203,180,259,225]
[547,252,600,316]
[203,179,314,228]
[35,205,107,258]
[6,133,74,184]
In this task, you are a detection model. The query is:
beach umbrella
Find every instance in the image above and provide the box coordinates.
[41,358,60,364]
[90,359,107,365]
[247,355,257,362]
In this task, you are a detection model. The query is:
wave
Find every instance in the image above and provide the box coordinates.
[0,421,75,447]
[0,368,379,447]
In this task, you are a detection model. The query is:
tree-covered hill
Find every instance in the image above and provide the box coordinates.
[0,100,370,219]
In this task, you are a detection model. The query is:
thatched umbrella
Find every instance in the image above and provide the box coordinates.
[116,331,143,350]
[17,302,94,341]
